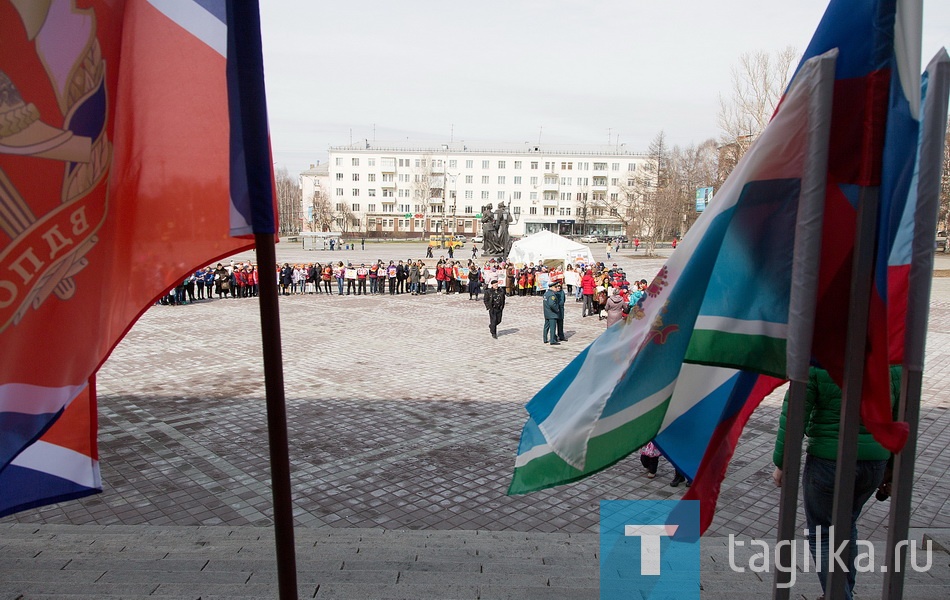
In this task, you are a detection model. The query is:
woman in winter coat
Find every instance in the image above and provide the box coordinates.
[604,292,627,327]
[581,269,596,317]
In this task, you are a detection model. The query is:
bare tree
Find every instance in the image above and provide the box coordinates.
[337,203,355,238]
[310,185,334,232]
[275,167,301,235]
[717,47,798,181]
[575,187,593,235]
[413,154,436,240]
[611,131,673,256]
[670,139,719,236]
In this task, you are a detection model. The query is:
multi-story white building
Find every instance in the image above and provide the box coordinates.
[299,143,652,240]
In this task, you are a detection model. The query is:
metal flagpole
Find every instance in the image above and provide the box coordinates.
[227,0,299,597]
[255,234,299,600]
[825,185,879,600]
[771,51,835,600]
[883,49,950,600]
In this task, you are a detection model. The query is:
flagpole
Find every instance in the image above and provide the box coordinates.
[826,186,879,600]
[772,51,835,600]
[226,0,299,596]
[255,233,299,600]
[883,49,950,600]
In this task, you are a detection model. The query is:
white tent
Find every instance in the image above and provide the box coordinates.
[507,230,594,268]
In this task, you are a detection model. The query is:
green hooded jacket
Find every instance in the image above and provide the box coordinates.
[772,366,900,467]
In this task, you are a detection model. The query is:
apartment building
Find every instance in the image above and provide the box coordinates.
[300,143,652,239]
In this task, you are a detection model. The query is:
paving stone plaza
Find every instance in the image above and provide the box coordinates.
[2,241,949,598]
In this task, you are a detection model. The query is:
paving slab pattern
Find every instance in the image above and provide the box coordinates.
[3,242,949,598]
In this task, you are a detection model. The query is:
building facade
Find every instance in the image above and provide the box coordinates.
[299,143,652,240]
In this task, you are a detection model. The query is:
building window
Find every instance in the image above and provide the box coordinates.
[593,162,607,170]
[529,206,537,215]
[368,218,376,227]
[561,162,573,170]
[398,158,409,167]
[352,203,360,211]
[530,176,538,185]
[498,176,506,184]
[628,163,637,171]
[545,161,555,170]
[514,161,522,169]
[531,161,538,169]
[530,192,538,200]
[368,189,376,197]
[464,206,473,214]
[481,160,489,169]
[578,162,589,170]
[611,178,618,186]
[482,175,489,184]
[544,207,555,216]
[382,189,393,197]
[368,204,376,212]
[497,191,505,200]
[560,177,571,185]
[610,193,618,201]
[559,207,571,216]
[466,159,473,168]
[514,176,522,185]
[335,173,343,180]
[382,173,394,182]
[335,203,345,211]
[449,159,457,168]
[335,188,343,196]
[368,158,376,167]
[465,175,473,184]
[335,157,343,166]
[481,191,489,199]
[498,160,506,169]
[465,190,473,199]
[352,189,359,197]
[512,206,520,215]
[368,173,376,182]
[352,173,359,181]
[352,158,359,166]
[513,191,521,200]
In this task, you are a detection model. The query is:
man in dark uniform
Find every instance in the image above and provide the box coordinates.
[555,279,567,342]
[543,281,563,345]
[483,278,506,339]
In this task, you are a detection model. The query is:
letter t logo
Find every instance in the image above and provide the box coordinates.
[624,525,679,575]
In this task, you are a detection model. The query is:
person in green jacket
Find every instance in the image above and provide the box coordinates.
[772,366,899,600]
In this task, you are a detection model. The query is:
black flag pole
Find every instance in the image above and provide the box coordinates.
[255,234,299,600]
[227,0,299,597]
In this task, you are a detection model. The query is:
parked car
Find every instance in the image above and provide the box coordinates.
[472,235,484,243]
[453,234,467,243]
[579,235,600,243]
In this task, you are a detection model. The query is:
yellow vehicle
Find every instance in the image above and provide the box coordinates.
[428,235,464,249]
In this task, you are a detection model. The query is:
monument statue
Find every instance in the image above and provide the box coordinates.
[481,204,500,254]
[494,201,512,257]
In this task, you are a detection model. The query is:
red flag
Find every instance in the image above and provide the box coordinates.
[0,0,272,516]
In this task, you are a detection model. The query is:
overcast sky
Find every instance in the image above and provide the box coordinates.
[259,0,950,176]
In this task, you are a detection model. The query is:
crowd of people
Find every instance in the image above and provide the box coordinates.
[159,256,651,331]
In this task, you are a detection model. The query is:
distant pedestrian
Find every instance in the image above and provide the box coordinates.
[483,278,506,339]
[361,237,365,250]
[472,244,478,259]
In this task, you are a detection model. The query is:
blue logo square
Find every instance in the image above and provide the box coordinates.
[600,500,700,600]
